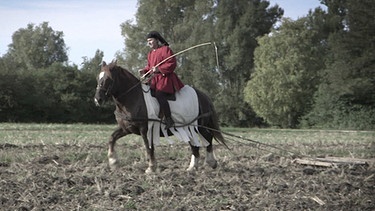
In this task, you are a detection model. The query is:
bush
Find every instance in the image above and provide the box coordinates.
[301,103,375,130]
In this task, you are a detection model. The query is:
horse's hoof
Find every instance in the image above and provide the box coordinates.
[145,166,156,174]
[109,157,117,166]
[108,158,118,171]
[206,159,218,169]
[186,166,197,171]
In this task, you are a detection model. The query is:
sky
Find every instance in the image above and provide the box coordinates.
[0,0,326,66]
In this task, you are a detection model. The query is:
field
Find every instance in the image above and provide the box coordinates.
[0,123,374,210]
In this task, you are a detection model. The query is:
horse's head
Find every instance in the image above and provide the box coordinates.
[94,60,117,106]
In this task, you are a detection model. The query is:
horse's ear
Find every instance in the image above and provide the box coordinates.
[102,61,107,67]
[108,59,117,70]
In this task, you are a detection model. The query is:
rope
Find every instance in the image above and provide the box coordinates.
[213,42,220,72]
[195,125,304,156]
[113,108,301,155]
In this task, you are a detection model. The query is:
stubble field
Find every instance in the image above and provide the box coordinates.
[0,123,374,210]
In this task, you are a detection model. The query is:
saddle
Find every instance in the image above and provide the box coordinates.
[150,89,176,101]
[142,84,208,147]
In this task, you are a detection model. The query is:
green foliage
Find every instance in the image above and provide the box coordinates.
[8,22,68,69]
[0,22,115,123]
[303,0,375,130]
[0,66,34,121]
[213,0,283,127]
[81,50,104,74]
[0,52,113,123]
[244,17,326,128]
[300,87,375,130]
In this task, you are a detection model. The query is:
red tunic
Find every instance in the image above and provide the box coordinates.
[142,46,184,94]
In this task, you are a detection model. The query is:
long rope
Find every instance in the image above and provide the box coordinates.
[213,42,220,72]
[117,42,216,99]
[113,107,301,156]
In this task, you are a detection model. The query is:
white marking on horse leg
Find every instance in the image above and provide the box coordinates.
[206,151,217,169]
[186,154,199,171]
[145,166,155,174]
[145,161,157,174]
[108,149,117,167]
[144,143,157,174]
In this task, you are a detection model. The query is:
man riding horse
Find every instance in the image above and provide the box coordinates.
[139,31,184,130]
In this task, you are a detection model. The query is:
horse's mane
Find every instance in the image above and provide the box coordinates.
[111,64,140,83]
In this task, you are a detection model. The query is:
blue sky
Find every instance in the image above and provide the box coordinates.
[0,0,325,66]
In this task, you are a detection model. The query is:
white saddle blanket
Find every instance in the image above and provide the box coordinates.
[142,84,209,147]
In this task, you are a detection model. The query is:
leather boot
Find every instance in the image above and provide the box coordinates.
[164,116,174,130]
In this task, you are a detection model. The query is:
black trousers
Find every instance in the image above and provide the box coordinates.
[154,90,171,118]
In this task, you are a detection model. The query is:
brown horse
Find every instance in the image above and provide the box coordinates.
[94,60,227,173]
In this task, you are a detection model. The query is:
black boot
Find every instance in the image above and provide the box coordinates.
[164,116,174,130]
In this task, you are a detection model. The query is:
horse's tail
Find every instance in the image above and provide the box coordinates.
[195,88,230,150]
[209,103,230,150]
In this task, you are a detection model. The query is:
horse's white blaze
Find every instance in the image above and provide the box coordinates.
[99,71,105,80]
[187,154,199,171]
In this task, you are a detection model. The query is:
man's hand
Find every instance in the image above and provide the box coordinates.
[152,67,160,73]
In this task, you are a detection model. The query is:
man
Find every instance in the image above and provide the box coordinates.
[139,31,184,129]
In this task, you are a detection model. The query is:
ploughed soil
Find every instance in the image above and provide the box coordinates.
[0,142,374,210]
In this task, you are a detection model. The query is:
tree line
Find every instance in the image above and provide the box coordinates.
[0,0,373,130]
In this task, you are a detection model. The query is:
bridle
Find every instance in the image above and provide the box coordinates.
[96,74,114,99]
[97,69,144,102]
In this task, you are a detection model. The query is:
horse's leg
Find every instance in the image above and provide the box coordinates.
[199,128,218,169]
[195,89,219,169]
[187,144,200,171]
[108,127,128,167]
[205,142,217,169]
[141,132,157,174]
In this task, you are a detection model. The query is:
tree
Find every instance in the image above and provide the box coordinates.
[80,50,114,123]
[80,50,104,74]
[0,23,114,123]
[120,0,282,127]
[8,22,68,70]
[303,0,375,129]
[244,17,326,128]
[213,0,283,126]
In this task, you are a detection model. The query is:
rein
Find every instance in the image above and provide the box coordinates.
[114,80,142,101]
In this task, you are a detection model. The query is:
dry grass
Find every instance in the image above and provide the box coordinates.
[0,124,374,210]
